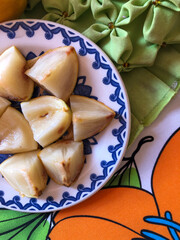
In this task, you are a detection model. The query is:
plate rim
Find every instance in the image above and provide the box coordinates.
[0,19,131,212]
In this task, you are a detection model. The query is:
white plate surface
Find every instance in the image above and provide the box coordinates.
[0,19,130,212]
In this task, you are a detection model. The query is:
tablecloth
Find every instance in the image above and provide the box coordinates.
[0,0,180,239]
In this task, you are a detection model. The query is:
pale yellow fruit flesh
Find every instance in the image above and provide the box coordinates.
[0,96,11,117]
[0,107,38,154]
[0,150,48,198]
[21,96,72,147]
[39,140,85,186]
[70,95,115,141]
[25,46,79,102]
[0,46,34,101]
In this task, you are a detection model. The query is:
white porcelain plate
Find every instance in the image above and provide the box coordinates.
[0,19,130,212]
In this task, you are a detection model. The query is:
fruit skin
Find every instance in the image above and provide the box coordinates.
[25,56,40,70]
[21,96,72,147]
[0,150,48,198]
[0,0,27,22]
[39,140,85,186]
[0,97,10,117]
[25,46,79,102]
[0,107,38,154]
[70,95,115,141]
[0,46,34,101]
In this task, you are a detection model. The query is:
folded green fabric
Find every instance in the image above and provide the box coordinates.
[22,0,180,145]
[122,46,180,144]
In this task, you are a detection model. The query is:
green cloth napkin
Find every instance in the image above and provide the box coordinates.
[22,0,180,145]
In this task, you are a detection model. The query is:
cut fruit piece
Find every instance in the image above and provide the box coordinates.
[0,46,34,101]
[25,46,79,102]
[21,96,72,147]
[0,96,11,117]
[0,150,48,198]
[39,140,85,186]
[0,107,38,154]
[70,95,115,141]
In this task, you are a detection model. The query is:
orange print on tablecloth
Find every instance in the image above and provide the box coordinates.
[49,128,180,240]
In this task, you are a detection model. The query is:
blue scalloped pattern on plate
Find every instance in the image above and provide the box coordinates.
[0,21,128,211]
